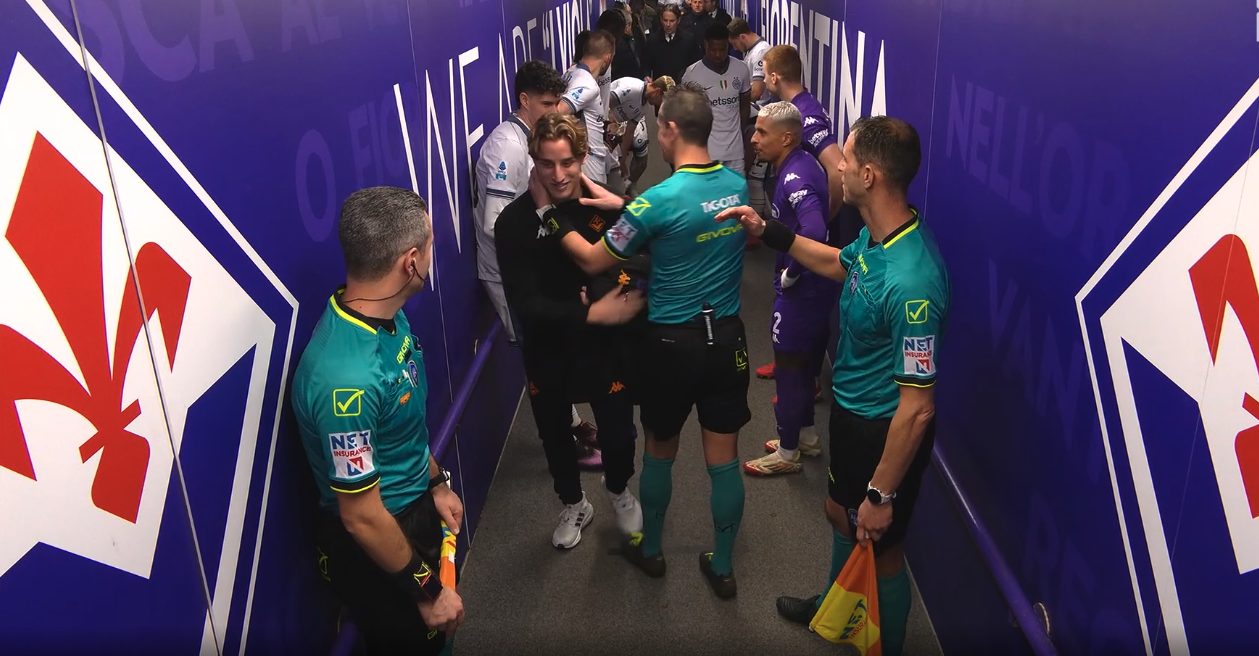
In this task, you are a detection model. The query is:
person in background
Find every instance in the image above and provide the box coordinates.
[679,0,712,47]
[559,30,617,184]
[292,187,463,655]
[646,4,701,84]
[682,23,751,175]
[717,117,949,656]
[606,75,676,195]
[728,17,774,218]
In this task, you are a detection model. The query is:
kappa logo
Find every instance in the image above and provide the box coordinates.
[804,116,820,127]
[0,19,294,651]
[784,173,800,183]
[608,381,626,394]
[1078,80,1259,654]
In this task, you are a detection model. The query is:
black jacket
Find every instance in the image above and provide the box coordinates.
[645,30,700,82]
[612,34,648,81]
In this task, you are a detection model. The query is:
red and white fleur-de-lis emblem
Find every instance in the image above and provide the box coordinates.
[2,133,190,524]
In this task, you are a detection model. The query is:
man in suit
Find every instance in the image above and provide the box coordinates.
[646,3,700,84]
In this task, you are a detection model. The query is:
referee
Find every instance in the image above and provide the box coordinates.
[292,187,463,654]
[717,117,949,656]
[559,83,750,599]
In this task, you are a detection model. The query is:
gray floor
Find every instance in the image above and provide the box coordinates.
[455,127,942,655]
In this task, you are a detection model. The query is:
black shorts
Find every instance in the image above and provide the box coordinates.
[638,316,751,437]
[316,493,446,656]
[827,403,935,555]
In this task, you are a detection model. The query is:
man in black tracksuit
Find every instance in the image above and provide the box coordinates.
[495,112,648,550]
[647,4,700,83]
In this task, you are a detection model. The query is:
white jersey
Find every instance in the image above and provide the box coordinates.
[744,38,773,114]
[561,63,609,182]
[473,116,532,282]
[609,77,648,123]
[682,58,751,163]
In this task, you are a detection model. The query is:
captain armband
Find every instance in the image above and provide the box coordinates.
[392,550,444,602]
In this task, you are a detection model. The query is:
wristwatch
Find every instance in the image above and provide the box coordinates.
[866,482,896,505]
[429,467,452,491]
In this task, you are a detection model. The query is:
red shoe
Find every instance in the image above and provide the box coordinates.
[755,362,775,379]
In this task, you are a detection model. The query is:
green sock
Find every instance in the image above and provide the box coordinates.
[638,453,674,557]
[877,568,911,656]
[706,459,744,576]
[816,530,854,610]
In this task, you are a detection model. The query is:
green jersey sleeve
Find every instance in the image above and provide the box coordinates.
[839,235,863,273]
[313,382,383,494]
[886,275,946,388]
[601,190,661,259]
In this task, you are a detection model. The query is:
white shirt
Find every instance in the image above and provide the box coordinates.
[561,63,609,182]
[609,77,648,123]
[682,58,751,162]
[744,38,773,114]
[473,116,531,282]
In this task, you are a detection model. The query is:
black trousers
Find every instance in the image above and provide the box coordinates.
[315,493,446,655]
[528,384,637,505]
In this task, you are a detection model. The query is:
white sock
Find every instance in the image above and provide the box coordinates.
[570,405,582,428]
[777,447,798,461]
[799,428,821,448]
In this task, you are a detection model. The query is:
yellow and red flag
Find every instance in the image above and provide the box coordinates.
[810,540,882,655]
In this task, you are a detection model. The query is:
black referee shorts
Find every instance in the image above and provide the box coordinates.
[315,492,446,656]
[827,402,935,556]
[638,316,751,438]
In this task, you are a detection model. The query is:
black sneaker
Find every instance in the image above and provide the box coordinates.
[698,552,737,599]
[621,534,666,578]
[776,594,821,625]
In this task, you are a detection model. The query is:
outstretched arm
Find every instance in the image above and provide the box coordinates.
[716,205,848,281]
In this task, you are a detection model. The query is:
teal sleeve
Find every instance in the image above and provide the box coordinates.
[602,191,659,258]
[310,380,382,493]
[839,238,862,273]
[885,276,946,388]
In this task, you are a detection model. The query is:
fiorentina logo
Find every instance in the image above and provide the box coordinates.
[1,35,294,652]
[1078,79,1259,653]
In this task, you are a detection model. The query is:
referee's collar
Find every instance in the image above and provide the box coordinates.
[871,208,920,249]
[332,289,397,334]
[677,161,721,173]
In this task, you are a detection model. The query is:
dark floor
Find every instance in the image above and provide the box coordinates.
[455,127,942,655]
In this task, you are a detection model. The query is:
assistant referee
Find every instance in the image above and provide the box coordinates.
[559,83,750,600]
[718,116,949,656]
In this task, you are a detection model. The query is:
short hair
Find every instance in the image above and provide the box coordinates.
[339,187,430,281]
[727,17,752,37]
[758,101,802,135]
[514,60,565,105]
[596,9,626,35]
[704,22,729,43]
[850,116,922,192]
[530,112,589,159]
[659,4,682,20]
[578,29,616,58]
[650,75,677,92]
[763,45,802,83]
[660,83,712,145]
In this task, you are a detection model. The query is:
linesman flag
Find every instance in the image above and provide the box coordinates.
[810,540,882,654]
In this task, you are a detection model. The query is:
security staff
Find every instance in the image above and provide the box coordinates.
[292,187,464,654]
[558,84,750,600]
[495,113,647,550]
[717,117,949,656]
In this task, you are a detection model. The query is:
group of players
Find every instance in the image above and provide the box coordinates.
[290,7,950,656]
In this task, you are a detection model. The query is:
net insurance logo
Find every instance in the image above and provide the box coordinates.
[0,4,295,653]
[1078,78,1259,655]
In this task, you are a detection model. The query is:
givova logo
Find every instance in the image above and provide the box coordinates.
[1078,78,1259,654]
[0,6,295,650]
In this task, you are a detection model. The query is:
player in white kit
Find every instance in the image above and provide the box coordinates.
[682,22,751,175]
[606,75,675,195]
[729,18,773,215]
[559,30,617,184]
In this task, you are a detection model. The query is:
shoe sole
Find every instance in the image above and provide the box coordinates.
[762,440,822,458]
[552,506,595,550]
[743,462,803,476]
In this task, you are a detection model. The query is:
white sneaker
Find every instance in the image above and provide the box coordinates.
[552,494,594,549]
[606,483,643,535]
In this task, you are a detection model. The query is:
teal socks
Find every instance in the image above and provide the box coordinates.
[816,529,855,609]
[877,567,911,656]
[638,453,674,557]
[706,459,744,576]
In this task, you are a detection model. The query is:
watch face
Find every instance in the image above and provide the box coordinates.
[866,488,882,504]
